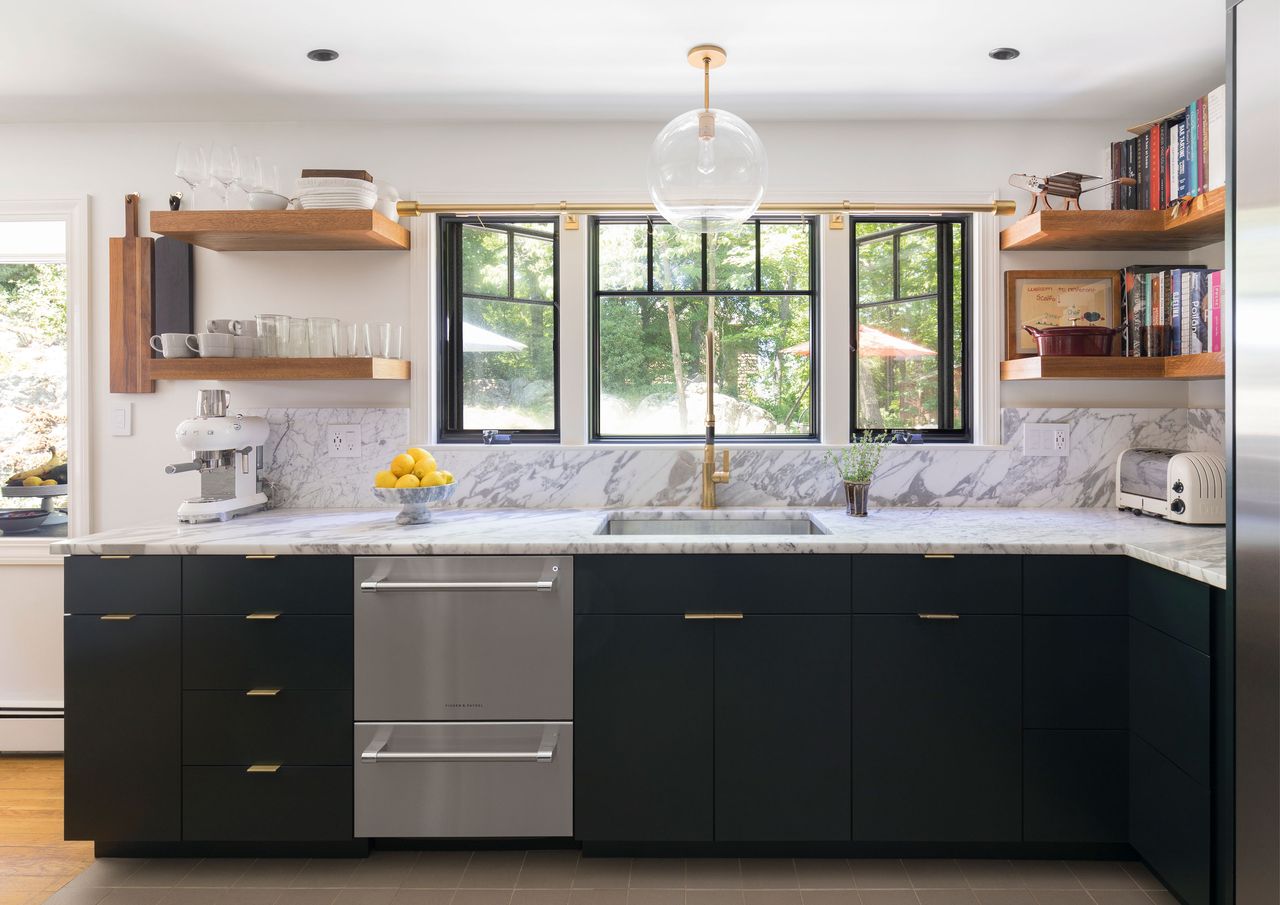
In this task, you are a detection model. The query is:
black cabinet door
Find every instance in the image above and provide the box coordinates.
[64,614,180,841]
[183,615,353,690]
[574,614,713,842]
[715,615,851,841]
[1024,729,1128,843]
[852,614,1021,842]
[1131,734,1210,905]
[182,555,353,615]
[1130,619,1211,786]
[65,555,180,614]
[850,555,1021,614]
[1024,615,1128,729]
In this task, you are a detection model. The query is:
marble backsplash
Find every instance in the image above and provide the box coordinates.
[248,407,1225,511]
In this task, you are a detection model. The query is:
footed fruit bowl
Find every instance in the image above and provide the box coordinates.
[371,483,457,524]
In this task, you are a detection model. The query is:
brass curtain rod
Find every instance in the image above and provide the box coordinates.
[396,199,1016,217]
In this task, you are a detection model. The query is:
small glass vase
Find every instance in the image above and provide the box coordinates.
[844,481,871,517]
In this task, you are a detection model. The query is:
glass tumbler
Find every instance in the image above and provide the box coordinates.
[308,317,338,358]
[342,322,370,357]
[255,314,287,357]
[284,317,310,357]
[374,323,392,358]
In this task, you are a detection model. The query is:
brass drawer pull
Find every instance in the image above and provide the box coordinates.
[246,763,281,773]
[245,688,281,697]
[244,554,277,560]
[245,612,281,621]
[99,613,136,621]
[923,554,955,560]
[918,613,961,620]
[99,555,132,560]
[684,612,745,620]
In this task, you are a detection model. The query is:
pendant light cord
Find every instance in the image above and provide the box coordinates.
[703,57,710,111]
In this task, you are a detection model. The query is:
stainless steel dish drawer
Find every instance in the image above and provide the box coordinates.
[354,556,572,722]
[354,721,572,838]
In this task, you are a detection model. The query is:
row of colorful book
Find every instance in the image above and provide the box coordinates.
[1108,85,1225,211]
[1121,266,1223,358]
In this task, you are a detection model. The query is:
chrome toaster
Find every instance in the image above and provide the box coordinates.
[1116,448,1226,525]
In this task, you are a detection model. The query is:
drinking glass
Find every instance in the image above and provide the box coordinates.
[285,317,310,357]
[374,323,393,358]
[235,154,263,195]
[208,144,239,208]
[308,317,338,358]
[385,324,403,359]
[254,314,287,357]
[342,322,370,357]
[173,143,207,210]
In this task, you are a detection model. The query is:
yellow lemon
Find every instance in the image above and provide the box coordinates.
[406,447,432,463]
[394,473,421,489]
[437,470,454,485]
[389,453,416,477]
[21,476,42,487]
[373,470,398,489]
[412,456,438,480]
[420,471,447,487]
[41,479,57,486]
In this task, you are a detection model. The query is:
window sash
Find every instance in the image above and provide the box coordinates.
[438,216,561,443]
[850,215,970,441]
[589,215,820,442]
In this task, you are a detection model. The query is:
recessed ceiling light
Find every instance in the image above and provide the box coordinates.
[988,47,1020,61]
[307,49,339,62]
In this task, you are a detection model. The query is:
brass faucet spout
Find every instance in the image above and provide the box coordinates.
[701,329,731,509]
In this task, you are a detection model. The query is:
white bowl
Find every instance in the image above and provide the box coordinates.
[295,176,376,191]
[299,195,376,211]
[248,192,290,211]
[372,482,457,524]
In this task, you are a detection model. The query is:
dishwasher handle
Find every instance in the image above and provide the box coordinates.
[361,727,559,764]
[360,562,559,594]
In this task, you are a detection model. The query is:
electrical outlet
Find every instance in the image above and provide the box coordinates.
[1023,422,1070,457]
[326,424,361,458]
[109,403,133,437]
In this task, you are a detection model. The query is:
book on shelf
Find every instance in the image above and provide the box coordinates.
[1108,84,1225,210]
[1118,265,1220,357]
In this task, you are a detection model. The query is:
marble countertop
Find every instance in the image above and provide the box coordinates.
[52,506,1227,588]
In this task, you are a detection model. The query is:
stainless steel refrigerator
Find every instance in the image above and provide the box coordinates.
[1227,1,1280,902]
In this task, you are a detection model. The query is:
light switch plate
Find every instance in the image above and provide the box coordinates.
[109,403,133,437]
[1023,422,1069,457]
[326,424,361,458]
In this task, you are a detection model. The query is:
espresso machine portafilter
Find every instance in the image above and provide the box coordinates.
[166,389,270,523]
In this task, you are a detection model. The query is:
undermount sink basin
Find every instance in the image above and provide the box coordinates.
[598,512,826,536]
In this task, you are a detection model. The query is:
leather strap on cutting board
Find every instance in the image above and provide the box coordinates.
[109,194,155,393]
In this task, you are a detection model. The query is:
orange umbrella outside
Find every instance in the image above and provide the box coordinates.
[782,325,936,359]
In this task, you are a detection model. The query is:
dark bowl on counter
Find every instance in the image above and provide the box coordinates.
[1023,324,1118,356]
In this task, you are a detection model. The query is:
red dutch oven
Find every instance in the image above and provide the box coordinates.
[1023,324,1118,356]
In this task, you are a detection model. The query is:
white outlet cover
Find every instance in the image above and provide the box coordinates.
[1023,422,1070,458]
[326,424,362,458]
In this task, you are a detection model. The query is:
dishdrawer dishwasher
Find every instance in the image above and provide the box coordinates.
[353,556,572,838]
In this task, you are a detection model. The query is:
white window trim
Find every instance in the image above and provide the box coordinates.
[0,197,89,563]
[409,190,1001,448]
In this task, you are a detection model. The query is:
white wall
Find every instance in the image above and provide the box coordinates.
[0,119,1224,532]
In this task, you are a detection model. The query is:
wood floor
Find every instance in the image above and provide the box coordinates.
[0,757,93,905]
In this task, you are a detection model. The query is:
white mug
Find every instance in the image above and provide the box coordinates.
[206,318,243,335]
[233,335,257,358]
[149,333,196,358]
[186,332,235,358]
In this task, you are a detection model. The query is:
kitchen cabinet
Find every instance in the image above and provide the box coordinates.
[849,554,1021,614]
[64,556,181,842]
[851,613,1021,842]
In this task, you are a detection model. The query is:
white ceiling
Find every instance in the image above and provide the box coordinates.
[1,0,1224,123]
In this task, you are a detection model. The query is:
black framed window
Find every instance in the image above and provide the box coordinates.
[438,217,559,442]
[590,216,818,441]
[851,216,969,441]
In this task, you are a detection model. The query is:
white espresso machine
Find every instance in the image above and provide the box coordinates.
[166,389,270,523]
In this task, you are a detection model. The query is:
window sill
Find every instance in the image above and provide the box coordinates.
[0,537,66,565]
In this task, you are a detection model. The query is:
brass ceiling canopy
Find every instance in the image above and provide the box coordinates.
[687,44,727,69]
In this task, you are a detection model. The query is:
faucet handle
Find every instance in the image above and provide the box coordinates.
[715,449,730,482]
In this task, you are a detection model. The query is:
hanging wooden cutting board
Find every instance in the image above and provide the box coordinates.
[109,194,155,393]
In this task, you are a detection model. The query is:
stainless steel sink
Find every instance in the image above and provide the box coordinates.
[599,513,825,536]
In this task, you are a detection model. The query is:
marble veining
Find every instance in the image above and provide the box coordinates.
[52,506,1226,588]
[246,407,1225,512]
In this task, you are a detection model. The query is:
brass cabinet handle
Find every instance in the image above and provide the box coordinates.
[99,613,136,621]
[923,554,956,559]
[918,613,961,620]
[245,612,281,620]
[244,554,277,560]
[684,612,745,620]
[245,688,281,696]
[99,555,132,560]
[246,764,281,773]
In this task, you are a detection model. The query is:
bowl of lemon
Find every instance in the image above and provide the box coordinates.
[371,448,457,524]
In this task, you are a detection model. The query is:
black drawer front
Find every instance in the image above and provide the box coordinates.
[574,555,851,615]
[1024,729,1128,844]
[1130,735,1210,905]
[1024,555,1128,615]
[1130,619,1210,785]
[65,555,180,614]
[850,555,1021,614]
[183,616,353,690]
[1024,615,1128,729]
[183,690,351,765]
[183,766,353,841]
[1128,560,1211,653]
[182,555,352,615]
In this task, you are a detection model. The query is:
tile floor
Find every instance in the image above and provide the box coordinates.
[39,852,1173,905]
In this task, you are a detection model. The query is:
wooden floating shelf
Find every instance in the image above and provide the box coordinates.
[1000,186,1225,251]
[1000,352,1224,381]
[146,357,410,381]
[149,209,409,252]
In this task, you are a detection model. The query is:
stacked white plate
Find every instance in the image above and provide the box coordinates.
[295,176,377,210]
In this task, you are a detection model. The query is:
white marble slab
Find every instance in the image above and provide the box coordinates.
[52,506,1226,588]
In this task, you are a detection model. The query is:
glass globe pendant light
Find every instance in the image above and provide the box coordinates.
[646,44,768,234]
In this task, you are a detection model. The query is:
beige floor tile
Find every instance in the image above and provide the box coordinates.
[1118,867,1162,894]
[512,892,573,905]
[684,862,741,891]
[1086,894,1153,905]
[743,891,802,905]
[120,863,201,889]
[234,862,309,889]
[740,863,797,891]
[96,891,170,905]
[1027,893,1091,905]
[794,862,853,891]
[273,892,340,905]
[799,892,860,905]
[626,892,683,905]
[516,854,579,890]
[459,855,527,890]
[915,892,978,905]
[971,892,1035,905]
[850,863,910,892]
[176,861,255,889]
[627,862,684,890]
[1141,893,1176,905]
[568,892,629,905]
[403,856,474,891]
[346,854,421,890]
[389,892,454,905]
[904,863,966,891]
[956,864,1021,892]
[332,891,398,905]
[451,891,515,905]
[856,892,918,905]
[62,862,147,890]
[572,862,630,891]
[1063,865,1136,892]
[39,886,113,905]
[683,892,744,905]
[290,862,363,890]
[1011,865,1080,892]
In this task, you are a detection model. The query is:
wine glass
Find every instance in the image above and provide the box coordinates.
[173,143,207,210]
[236,154,263,196]
[208,144,239,208]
